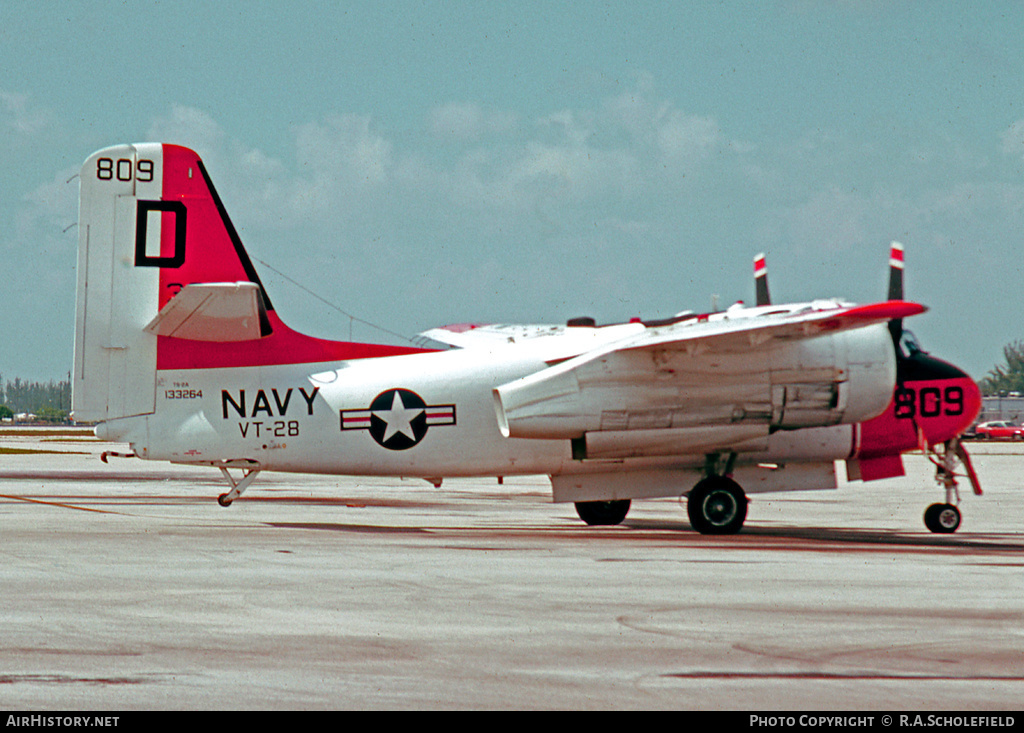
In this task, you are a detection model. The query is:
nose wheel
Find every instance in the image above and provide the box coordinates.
[923,502,961,533]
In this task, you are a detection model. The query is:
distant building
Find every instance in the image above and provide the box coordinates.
[979,395,1024,424]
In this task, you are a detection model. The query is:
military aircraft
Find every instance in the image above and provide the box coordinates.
[72,143,982,535]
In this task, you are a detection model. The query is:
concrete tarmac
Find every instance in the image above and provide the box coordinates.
[1,428,1022,710]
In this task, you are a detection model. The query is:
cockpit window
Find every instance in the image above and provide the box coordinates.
[899,329,926,357]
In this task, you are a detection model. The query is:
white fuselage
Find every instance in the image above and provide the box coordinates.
[97,322,893,495]
[101,337,589,477]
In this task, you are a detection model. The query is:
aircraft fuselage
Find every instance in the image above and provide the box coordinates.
[95,321,975,499]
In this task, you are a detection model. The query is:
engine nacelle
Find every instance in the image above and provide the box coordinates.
[495,323,896,457]
[769,323,896,429]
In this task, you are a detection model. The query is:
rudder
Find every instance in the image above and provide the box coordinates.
[73,144,164,422]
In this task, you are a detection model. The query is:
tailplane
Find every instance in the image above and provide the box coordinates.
[73,143,424,423]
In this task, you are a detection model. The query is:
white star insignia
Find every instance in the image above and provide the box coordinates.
[373,390,424,443]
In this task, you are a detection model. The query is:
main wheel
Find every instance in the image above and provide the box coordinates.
[575,500,631,526]
[687,477,747,535]
[924,502,961,533]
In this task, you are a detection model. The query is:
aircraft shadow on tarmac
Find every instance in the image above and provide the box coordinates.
[3,466,1019,554]
[261,511,1024,555]
[613,516,1024,553]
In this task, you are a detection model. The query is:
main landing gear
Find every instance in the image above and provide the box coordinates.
[573,455,750,535]
[684,452,748,535]
[922,438,980,534]
[574,499,631,526]
[686,475,748,535]
[215,461,261,507]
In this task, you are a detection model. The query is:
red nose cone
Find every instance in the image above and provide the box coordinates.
[858,356,981,458]
[926,373,982,444]
[896,357,982,447]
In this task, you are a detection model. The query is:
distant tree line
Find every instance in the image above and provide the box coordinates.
[0,373,72,421]
[979,340,1024,397]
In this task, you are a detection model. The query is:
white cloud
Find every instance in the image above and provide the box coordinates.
[0,91,55,136]
[429,102,516,140]
[140,80,749,240]
[18,166,78,233]
[0,91,59,154]
[294,114,392,184]
[655,109,724,159]
[431,102,484,139]
[596,87,733,163]
[423,89,742,216]
[1001,119,1024,159]
[508,140,640,206]
[146,105,226,156]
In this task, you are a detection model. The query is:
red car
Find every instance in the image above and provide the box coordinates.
[975,421,1024,440]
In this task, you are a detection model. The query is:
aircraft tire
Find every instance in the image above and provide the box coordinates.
[574,500,631,526]
[687,476,747,535]
[217,493,234,507]
[924,503,961,534]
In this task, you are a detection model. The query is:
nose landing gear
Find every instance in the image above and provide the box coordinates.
[922,438,980,534]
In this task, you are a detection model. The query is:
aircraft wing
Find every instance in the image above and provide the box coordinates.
[418,323,566,347]
[143,282,267,342]
[609,300,925,356]
[494,299,925,443]
[417,321,649,360]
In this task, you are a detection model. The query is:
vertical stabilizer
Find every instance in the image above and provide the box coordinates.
[73,144,165,423]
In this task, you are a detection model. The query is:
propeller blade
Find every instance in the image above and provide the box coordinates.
[887,241,905,347]
[888,241,905,301]
[754,253,771,306]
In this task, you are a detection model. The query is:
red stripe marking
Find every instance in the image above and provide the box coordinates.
[155,145,433,370]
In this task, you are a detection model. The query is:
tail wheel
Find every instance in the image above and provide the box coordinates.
[687,476,747,535]
[924,503,961,534]
[575,500,631,526]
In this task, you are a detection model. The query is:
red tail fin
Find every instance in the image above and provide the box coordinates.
[153,145,427,369]
[74,142,426,406]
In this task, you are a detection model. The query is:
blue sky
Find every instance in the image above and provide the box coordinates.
[3,1,1024,382]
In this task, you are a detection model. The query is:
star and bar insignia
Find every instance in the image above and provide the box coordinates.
[340,388,456,450]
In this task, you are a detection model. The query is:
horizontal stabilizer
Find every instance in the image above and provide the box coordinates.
[144,282,268,342]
